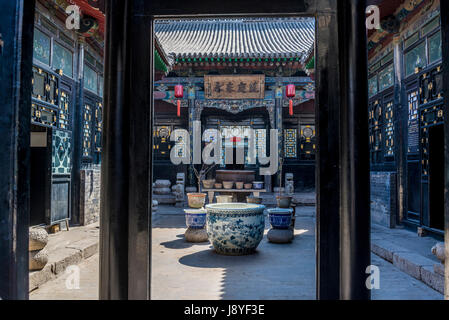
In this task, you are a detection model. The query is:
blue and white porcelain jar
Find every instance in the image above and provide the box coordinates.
[205,203,265,255]
[267,208,294,229]
[184,209,207,229]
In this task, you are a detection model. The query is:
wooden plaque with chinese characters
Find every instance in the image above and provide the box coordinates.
[204,75,265,99]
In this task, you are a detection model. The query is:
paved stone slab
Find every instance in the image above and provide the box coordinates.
[392,252,435,281]
[371,240,411,263]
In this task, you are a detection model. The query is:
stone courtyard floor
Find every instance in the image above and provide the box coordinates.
[31,205,443,300]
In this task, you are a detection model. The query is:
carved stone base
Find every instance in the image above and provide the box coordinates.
[185,227,208,243]
[29,249,49,271]
[267,228,294,244]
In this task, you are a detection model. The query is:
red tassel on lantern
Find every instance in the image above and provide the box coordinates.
[286,84,295,116]
[174,85,184,117]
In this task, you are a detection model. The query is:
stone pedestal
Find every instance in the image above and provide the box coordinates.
[185,227,208,243]
[267,228,294,244]
[29,227,49,271]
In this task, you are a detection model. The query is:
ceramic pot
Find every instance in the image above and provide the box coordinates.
[214,183,223,189]
[276,196,292,208]
[184,209,207,229]
[253,181,264,190]
[155,180,171,188]
[223,181,234,190]
[235,182,244,190]
[206,203,266,255]
[246,196,263,204]
[216,195,234,203]
[244,183,253,190]
[187,193,207,208]
[216,170,255,183]
[268,208,293,229]
[202,179,215,189]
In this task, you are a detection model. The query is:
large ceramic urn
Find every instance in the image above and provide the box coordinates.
[205,203,265,256]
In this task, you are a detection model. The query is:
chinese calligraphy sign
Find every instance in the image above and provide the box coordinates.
[204,75,265,99]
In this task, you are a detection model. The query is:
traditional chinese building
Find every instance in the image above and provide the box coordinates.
[363,0,444,235]
[153,18,316,192]
[29,0,171,228]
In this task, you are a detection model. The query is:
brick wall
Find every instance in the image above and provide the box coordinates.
[79,168,101,226]
[370,171,397,228]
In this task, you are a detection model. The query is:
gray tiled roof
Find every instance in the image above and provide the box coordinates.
[155,18,315,60]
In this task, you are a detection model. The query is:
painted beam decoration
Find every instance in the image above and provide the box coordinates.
[204,75,265,100]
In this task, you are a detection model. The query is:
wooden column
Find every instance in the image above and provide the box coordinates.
[440,0,449,301]
[338,0,371,300]
[393,34,406,225]
[100,0,152,300]
[71,38,85,226]
[0,0,35,300]
[315,8,341,300]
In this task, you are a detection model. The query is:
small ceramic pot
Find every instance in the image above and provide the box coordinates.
[206,203,266,255]
[268,208,293,230]
[223,181,234,190]
[235,182,244,190]
[184,209,207,229]
[214,183,223,189]
[187,193,207,208]
[276,196,292,208]
[244,183,253,190]
[253,181,264,190]
[216,195,234,203]
[246,196,263,204]
[202,179,215,189]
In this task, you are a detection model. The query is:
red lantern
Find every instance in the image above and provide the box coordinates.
[174,85,184,117]
[286,84,295,116]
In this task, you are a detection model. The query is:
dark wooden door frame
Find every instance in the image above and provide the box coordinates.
[0,0,35,300]
[100,0,370,300]
[0,0,376,300]
[440,0,449,301]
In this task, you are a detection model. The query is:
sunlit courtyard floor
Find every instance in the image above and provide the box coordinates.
[151,206,443,300]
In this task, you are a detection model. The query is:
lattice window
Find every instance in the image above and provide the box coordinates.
[59,91,70,130]
[420,104,444,177]
[407,90,419,154]
[283,129,297,158]
[94,102,103,153]
[32,67,59,106]
[384,101,394,158]
[31,103,57,127]
[83,104,93,158]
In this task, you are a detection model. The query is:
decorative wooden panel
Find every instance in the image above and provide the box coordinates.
[419,66,443,105]
[299,125,316,160]
[405,42,427,77]
[384,101,394,158]
[32,67,59,105]
[53,42,73,78]
[33,28,51,65]
[83,104,93,158]
[154,126,172,159]
[420,104,444,177]
[94,102,103,153]
[31,103,57,127]
[58,90,70,129]
[369,99,383,163]
[52,129,72,175]
[407,90,419,154]
[284,129,298,158]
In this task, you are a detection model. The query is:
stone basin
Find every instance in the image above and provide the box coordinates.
[205,203,265,256]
